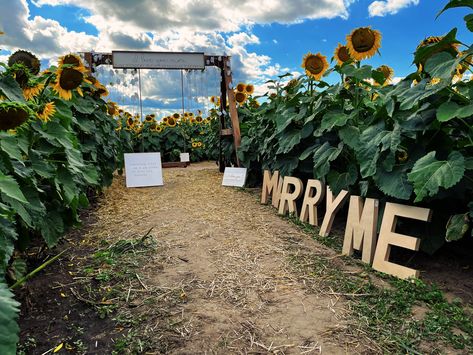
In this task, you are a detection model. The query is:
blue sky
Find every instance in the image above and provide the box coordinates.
[0,0,470,117]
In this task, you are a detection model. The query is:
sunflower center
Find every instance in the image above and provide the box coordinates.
[59,68,83,90]
[235,92,246,103]
[338,46,350,62]
[0,107,29,130]
[168,117,176,126]
[351,28,376,53]
[305,56,325,74]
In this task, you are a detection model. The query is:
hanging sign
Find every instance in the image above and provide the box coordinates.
[112,51,205,70]
[222,167,247,187]
[124,152,163,187]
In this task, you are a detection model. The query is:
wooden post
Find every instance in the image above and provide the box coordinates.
[223,57,241,166]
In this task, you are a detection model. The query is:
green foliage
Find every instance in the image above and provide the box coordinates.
[0,282,20,355]
[237,4,473,249]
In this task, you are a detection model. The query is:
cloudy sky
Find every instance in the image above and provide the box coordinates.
[0,0,470,118]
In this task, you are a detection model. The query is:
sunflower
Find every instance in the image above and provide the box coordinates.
[191,142,198,148]
[94,82,109,97]
[150,113,156,118]
[190,117,196,124]
[236,83,246,92]
[416,36,460,72]
[145,115,154,123]
[245,84,254,95]
[195,115,203,123]
[250,99,260,108]
[167,117,177,127]
[8,50,41,75]
[163,116,169,123]
[172,112,180,119]
[0,102,30,130]
[10,64,30,88]
[188,112,194,117]
[234,91,246,105]
[36,102,56,122]
[52,66,84,100]
[126,117,134,127]
[346,27,382,61]
[396,149,408,163]
[210,96,216,104]
[334,43,352,65]
[155,125,163,133]
[301,52,329,80]
[197,141,203,147]
[107,101,119,116]
[376,65,394,85]
[58,54,87,73]
[23,83,44,101]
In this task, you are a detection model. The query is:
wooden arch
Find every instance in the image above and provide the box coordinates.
[81,51,241,170]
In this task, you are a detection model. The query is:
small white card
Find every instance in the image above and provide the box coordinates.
[180,153,190,162]
[124,152,163,187]
[222,167,247,187]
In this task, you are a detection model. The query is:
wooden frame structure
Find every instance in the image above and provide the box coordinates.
[81,51,241,171]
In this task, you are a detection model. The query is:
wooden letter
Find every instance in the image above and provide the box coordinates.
[372,202,432,279]
[342,196,379,264]
[299,179,325,226]
[319,187,349,237]
[278,176,304,217]
[260,170,283,208]
[261,170,279,204]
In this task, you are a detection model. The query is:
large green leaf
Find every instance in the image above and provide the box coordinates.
[276,128,301,154]
[437,101,473,122]
[0,75,24,102]
[407,151,465,202]
[0,173,27,204]
[445,213,470,242]
[320,111,350,132]
[437,0,473,18]
[374,165,413,200]
[0,215,17,270]
[39,210,65,247]
[73,95,98,114]
[0,281,19,355]
[313,142,343,179]
[327,164,358,194]
[425,52,462,80]
[0,134,23,162]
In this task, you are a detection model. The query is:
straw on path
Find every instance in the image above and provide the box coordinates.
[87,162,364,354]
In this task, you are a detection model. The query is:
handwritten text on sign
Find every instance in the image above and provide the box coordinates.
[222,167,247,187]
[112,51,205,70]
[124,152,163,188]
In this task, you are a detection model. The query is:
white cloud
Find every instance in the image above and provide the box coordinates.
[368,0,419,17]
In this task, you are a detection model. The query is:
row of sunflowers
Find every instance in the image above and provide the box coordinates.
[0,50,125,353]
[236,7,472,261]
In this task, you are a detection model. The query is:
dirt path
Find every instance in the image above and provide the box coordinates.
[82,162,358,354]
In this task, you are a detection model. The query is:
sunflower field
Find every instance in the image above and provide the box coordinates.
[237,1,473,252]
[0,51,122,353]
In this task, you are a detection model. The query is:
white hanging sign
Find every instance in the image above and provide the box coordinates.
[124,152,163,188]
[222,167,247,187]
[112,51,205,70]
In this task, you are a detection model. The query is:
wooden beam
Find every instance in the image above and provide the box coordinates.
[223,57,241,166]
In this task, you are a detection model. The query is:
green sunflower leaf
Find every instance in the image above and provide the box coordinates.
[0,281,20,355]
[407,151,465,202]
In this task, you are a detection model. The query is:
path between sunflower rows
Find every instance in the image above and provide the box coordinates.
[89,162,362,354]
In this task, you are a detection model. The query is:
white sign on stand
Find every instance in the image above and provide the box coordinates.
[124,152,163,188]
[222,167,247,187]
[180,153,190,162]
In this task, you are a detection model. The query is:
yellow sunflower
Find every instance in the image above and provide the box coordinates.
[94,82,108,97]
[167,117,177,127]
[235,91,247,104]
[190,117,196,124]
[197,141,203,147]
[416,36,460,72]
[23,83,44,101]
[107,101,119,116]
[52,66,84,100]
[58,54,88,73]
[37,102,56,122]
[163,116,169,123]
[172,112,180,119]
[191,142,198,148]
[301,52,329,80]
[210,96,216,104]
[375,65,394,85]
[346,27,382,61]
[195,115,203,123]
[188,112,194,117]
[236,83,246,92]
[334,43,352,65]
[145,115,154,123]
[126,117,134,127]
[155,125,163,133]
[245,84,254,95]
